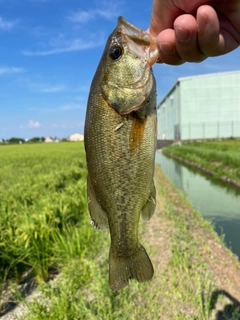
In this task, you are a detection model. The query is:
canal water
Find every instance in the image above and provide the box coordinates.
[155,150,240,260]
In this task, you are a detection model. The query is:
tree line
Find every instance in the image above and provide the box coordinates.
[1,137,47,144]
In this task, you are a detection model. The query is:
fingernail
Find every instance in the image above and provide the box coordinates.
[175,27,190,42]
[159,42,175,54]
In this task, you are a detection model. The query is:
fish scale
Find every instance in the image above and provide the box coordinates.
[84,16,159,291]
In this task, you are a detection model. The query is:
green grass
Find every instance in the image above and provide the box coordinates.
[1,142,240,319]
[0,142,98,294]
[163,139,240,184]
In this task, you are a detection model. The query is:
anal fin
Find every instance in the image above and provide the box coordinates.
[141,182,156,222]
[87,175,108,230]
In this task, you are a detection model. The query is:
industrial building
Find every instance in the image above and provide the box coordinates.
[157,70,240,141]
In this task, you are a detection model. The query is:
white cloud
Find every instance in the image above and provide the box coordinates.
[28,120,41,128]
[69,11,94,24]
[59,103,80,111]
[0,17,18,30]
[21,37,104,56]
[27,103,82,113]
[67,2,120,24]
[0,67,24,75]
[74,84,90,92]
[40,85,66,93]
[23,80,67,93]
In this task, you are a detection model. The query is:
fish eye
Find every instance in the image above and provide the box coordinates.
[109,46,123,60]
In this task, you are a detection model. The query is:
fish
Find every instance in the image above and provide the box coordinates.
[84,16,160,291]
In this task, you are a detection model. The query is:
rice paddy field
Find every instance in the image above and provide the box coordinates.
[1,142,240,319]
[0,142,106,314]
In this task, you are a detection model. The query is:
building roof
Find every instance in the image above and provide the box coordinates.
[178,69,240,82]
[158,70,240,107]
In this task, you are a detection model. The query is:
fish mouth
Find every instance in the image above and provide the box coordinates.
[117,16,160,66]
[118,16,153,46]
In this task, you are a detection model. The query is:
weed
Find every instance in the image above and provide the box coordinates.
[164,139,240,184]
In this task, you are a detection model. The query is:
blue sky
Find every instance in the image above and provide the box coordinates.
[0,0,239,139]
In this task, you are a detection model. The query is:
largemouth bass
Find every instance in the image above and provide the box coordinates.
[84,16,159,291]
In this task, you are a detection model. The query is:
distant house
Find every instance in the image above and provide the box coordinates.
[45,136,54,143]
[67,133,84,142]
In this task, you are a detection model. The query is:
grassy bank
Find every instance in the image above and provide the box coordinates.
[1,143,240,319]
[163,139,240,187]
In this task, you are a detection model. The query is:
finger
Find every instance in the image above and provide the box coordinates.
[174,14,206,62]
[197,5,224,56]
[150,0,183,36]
[197,5,240,56]
[149,0,214,36]
[156,29,184,65]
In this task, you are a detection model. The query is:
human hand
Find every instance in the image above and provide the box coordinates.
[149,0,240,65]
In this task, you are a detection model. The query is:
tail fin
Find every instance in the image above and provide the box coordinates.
[109,243,154,291]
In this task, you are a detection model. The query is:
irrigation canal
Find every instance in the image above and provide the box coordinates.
[155,150,240,260]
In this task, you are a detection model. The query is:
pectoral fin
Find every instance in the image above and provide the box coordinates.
[87,176,109,230]
[141,182,156,222]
